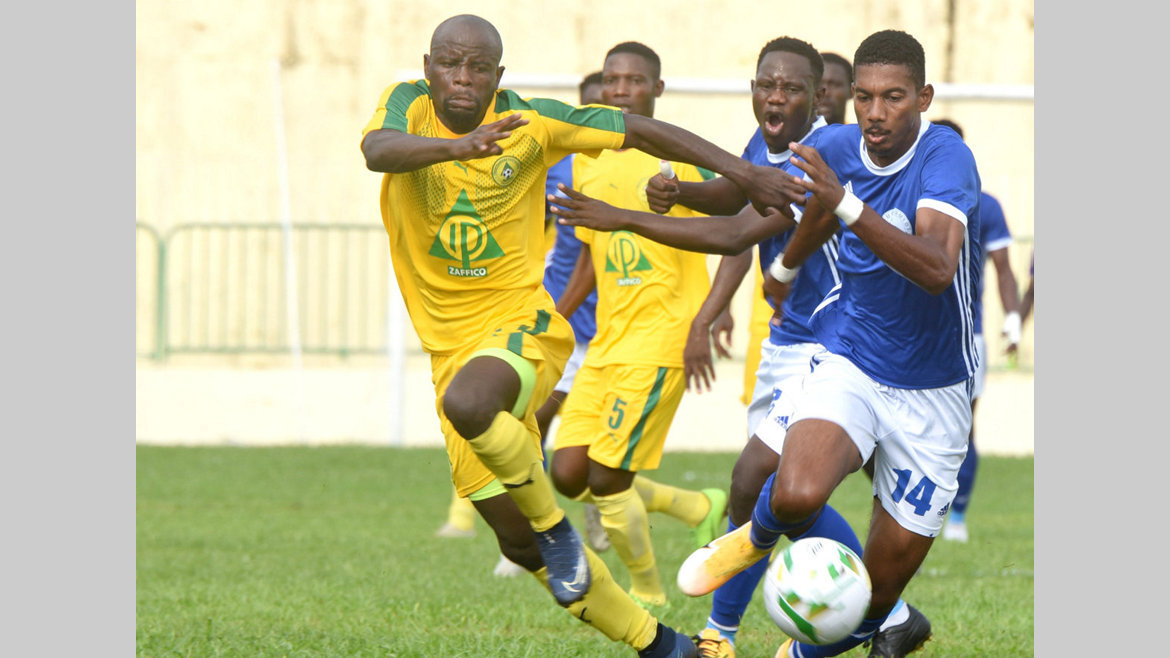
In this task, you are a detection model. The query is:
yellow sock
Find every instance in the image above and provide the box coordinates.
[467,411,563,532]
[446,489,476,531]
[593,486,665,605]
[635,475,711,528]
[533,546,659,650]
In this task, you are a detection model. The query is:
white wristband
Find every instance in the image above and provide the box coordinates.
[1001,311,1022,345]
[834,190,864,226]
[768,252,799,284]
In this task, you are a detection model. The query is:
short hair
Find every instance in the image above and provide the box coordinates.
[932,118,963,139]
[605,41,661,80]
[579,71,603,95]
[821,52,853,83]
[756,37,824,85]
[853,30,925,88]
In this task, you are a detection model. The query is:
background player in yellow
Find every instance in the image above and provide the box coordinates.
[360,14,801,658]
[547,42,728,610]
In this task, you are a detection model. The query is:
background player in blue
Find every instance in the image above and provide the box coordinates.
[668,30,982,658]
[930,118,1022,544]
[538,71,611,554]
[550,36,928,658]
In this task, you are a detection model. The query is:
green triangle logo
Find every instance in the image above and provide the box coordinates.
[429,190,505,269]
[604,231,653,278]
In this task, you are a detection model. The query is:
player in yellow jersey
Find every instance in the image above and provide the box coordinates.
[360,15,801,658]
[547,42,728,611]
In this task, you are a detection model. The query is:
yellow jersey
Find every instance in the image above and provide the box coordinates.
[573,148,715,367]
[362,81,627,355]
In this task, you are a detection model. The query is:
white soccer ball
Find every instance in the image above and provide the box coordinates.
[762,537,872,645]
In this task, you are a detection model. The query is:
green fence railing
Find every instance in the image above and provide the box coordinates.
[136,222,1033,370]
[137,222,393,359]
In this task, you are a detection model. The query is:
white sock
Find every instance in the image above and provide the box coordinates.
[878,599,909,631]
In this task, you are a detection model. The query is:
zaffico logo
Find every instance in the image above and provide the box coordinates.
[491,156,522,186]
[429,190,504,277]
[604,231,652,286]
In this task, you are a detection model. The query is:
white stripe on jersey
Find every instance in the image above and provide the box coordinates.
[821,234,842,288]
[811,282,842,318]
[918,198,968,226]
[953,234,978,377]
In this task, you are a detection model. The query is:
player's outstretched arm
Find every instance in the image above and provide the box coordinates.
[552,184,794,256]
[620,113,804,216]
[788,141,964,295]
[361,114,528,173]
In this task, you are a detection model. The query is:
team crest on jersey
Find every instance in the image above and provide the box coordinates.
[429,189,504,277]
[604,231,652,286]
[491,156,522,186]
[882,208,913,234]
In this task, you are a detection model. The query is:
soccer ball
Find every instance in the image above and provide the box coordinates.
[762,537,871,645]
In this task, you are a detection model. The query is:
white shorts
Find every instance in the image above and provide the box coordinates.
[972,334,986,399]
[553,340,590,394]
[788,351,972,537]
[749,340,824,453]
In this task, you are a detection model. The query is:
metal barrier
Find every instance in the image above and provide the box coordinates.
[137,222,393,359]
[135,222,1034,368]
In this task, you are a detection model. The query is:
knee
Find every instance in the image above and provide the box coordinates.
[768,477,830,524]
[549,451,588,498]
[442,387,502,439]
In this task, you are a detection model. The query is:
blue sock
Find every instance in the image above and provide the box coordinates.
[788,502,864,557]
[952,438,977,515]
[750,473,815,549]
[785,613,886,657]
[708,518,770,641]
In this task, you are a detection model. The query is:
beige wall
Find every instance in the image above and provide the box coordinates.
[136,0,1035,365]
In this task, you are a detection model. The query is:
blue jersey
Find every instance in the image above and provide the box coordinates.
[543,154,597,342]
[809,121,983,389]
[972,191,1012,334]
[740,117,843,346]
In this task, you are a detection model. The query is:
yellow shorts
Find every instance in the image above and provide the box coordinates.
[554,363,686,472]
[431,307,574,498]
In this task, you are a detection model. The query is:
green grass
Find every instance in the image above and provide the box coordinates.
[136,446,1033,657]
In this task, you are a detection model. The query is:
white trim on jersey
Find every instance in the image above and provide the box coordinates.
[858,120,931,176]
[984,236,1014,252]
[917,198,968,226]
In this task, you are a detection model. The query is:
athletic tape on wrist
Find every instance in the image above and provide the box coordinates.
[835,190,864,226]
[768,252,799,283]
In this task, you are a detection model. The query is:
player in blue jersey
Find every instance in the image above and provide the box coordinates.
[930,118,1022,544]
[675,30,982,658]
[551,36,928,658]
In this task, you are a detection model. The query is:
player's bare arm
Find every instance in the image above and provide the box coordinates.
[554,247,596,322]
[788,141,964,295]
[620,113,803,216]
[361,113,528,173]
[684,251,750,393]
[554,184,794,256]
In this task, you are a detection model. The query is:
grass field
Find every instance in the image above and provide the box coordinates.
[136,445,1034,657]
